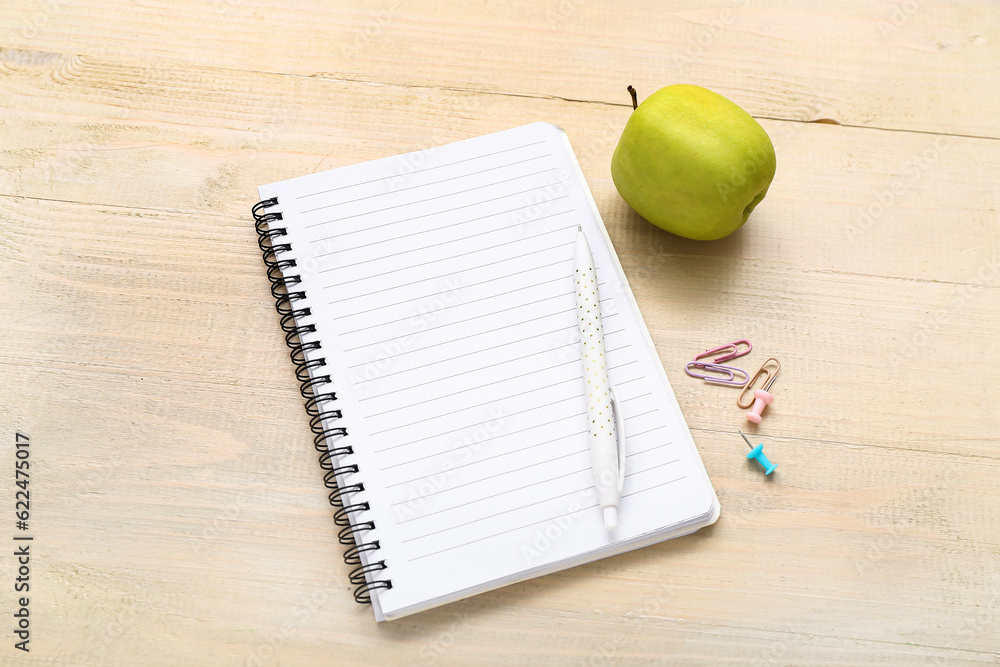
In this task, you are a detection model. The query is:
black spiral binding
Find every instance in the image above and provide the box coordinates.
[252,197,392,604]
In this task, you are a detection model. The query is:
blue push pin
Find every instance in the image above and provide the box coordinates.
[740,430,777,475]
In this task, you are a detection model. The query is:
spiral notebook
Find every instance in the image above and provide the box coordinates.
[252,122,719,621]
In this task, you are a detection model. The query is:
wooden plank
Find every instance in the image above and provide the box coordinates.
[1,51,997,292]
[2,193,997,457]
[1,2,999,663]
[3,189,1000,456]
[2,197,998,665]
[1,1,998,137]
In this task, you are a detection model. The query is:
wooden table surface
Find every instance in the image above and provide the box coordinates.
[2,1,998,664]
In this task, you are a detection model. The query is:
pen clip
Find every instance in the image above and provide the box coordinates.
[610,384,626,495]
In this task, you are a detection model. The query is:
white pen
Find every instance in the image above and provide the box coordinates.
[574,226,626,531]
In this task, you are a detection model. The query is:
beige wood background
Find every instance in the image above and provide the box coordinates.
[1,1,998,664]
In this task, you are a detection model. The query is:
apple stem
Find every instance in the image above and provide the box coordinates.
[627,85,637,110]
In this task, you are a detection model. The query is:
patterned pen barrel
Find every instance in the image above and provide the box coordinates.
[574,226,625,530]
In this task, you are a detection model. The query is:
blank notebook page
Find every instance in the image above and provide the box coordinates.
[259,122,718,621]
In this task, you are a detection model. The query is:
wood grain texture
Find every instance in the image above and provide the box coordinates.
[0,1,998,665]
[1,1,999,138]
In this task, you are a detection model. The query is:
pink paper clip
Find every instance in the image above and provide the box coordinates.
[694,340,752,364]
[694,339,753,364]
[684,362,749,387]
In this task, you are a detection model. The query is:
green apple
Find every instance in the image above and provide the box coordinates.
[611,85,776,240]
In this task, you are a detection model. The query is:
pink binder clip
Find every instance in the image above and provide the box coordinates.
[694,340,752,364]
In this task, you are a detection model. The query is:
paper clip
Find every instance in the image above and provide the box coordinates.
[685,362,749,387]
[737,357,780,409]
[694,339,752,364]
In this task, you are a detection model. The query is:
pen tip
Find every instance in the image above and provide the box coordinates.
[603,507,618,531]
[577,225,583,232]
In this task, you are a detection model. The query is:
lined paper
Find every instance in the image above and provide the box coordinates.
[259,122,718,621]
